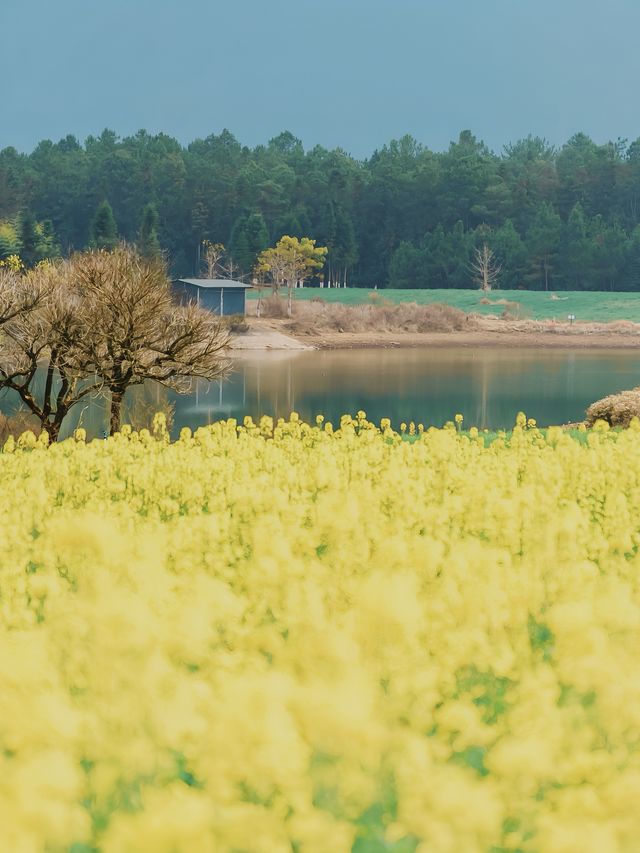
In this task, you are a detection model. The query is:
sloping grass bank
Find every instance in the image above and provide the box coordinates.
[249,288,640,323]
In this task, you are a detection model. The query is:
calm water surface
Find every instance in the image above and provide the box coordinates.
[172,347,640,433]
[3,347,640,438]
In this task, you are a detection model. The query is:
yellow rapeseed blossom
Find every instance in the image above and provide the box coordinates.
[1,413,640,851]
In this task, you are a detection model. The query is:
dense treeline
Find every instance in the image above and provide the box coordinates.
[2,128,640,290]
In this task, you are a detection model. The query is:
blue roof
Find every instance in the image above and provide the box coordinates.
[176,278,252,289]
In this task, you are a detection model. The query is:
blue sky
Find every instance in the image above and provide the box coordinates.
[3,0,639,157]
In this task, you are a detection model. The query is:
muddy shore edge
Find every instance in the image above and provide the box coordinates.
[229,317,640,351]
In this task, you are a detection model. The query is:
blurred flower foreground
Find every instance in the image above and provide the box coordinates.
[1,412,639,853]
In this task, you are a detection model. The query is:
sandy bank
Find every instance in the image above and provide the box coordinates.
[228,322,312,351]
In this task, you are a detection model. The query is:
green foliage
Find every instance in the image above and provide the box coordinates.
[4,127,640,287]
[137,203,161,259]
[90,200,118,251]
[525,202,562,290]
[229,211,269,274]
[0,220,20,260]
[491,220,528,289]
[388,242,429,288]
[18,209,39,266]
[12,212,60,267]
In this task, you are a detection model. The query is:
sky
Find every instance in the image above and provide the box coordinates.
[3,0,640,158]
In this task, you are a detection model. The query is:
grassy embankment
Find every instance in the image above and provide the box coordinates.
[249,288,640,323]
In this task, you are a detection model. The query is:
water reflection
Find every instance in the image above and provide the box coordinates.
[171,347,640,434]
[2,348,640,439]
[0,381,176,441]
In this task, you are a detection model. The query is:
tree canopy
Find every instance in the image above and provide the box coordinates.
[0,248,229,439]
[4,128,640,290]
[257,236,327,316]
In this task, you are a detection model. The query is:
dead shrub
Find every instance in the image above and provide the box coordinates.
[289,301,470,334]
[222,313,250,333]
[0,410,42,443]
[414,303,468,332]
[585,388,640,428]
[606,321,638,334]
[260,295,289,319]
[501,301,531,321]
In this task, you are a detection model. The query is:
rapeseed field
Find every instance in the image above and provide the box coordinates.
[1,413,639,852]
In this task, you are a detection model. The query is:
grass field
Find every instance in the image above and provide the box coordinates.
[249,287,640,323]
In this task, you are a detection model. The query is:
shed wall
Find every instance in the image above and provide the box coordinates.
[221,289,246,315]
[172,282,247,316]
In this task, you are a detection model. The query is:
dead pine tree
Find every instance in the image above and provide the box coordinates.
[201,241,225,278]
[471,243,501,292]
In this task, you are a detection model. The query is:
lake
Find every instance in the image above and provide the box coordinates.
[170,347,640,434]
[2,347,640,438]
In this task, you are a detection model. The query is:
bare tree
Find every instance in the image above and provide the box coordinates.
[72,247,230,435]
[255,249,286,297]
[0,262,103,441]
[471,243,501,292]
[201,241,225,278]
[0,267,42,327]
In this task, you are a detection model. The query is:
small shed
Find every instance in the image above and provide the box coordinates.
[173,278,252,316]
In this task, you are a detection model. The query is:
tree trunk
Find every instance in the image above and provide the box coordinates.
[110,389,124,435]
[43,421,61,443]
[287,286,293,318]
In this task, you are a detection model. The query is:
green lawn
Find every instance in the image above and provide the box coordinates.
[249,288,640,323]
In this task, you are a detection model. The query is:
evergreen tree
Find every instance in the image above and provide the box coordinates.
[331,206,358,285]
[90,200,118,251]
[245,212,269,266]
[422,223,473,289]
[0,220,21,260]
[388,241,428,288]
[526,203,562,290]
[138,203,161,259]
[8,125,640,290]
[590,215,626,291]
[38,220,60,260]
[18,209,39,267]
[490,219,528,288]
[560,203,592,289]
[622,226,640,292]
[229,216,251,273]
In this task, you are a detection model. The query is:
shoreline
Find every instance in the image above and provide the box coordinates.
[230,317,640,351]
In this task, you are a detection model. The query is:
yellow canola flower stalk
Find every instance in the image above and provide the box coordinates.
[1,412,640,851]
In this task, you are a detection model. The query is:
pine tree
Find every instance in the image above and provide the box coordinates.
[90,201,118,251]
[245,212,269,265]
[491,219,528,288]
[0,220,20,260]
[229,216,251,273]
[18,210,39,267]
[38,220,60,260]
[138,203,161,259]
[526,203,562,290]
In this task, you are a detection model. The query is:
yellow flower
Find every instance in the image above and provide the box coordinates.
[0,411,639,849]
